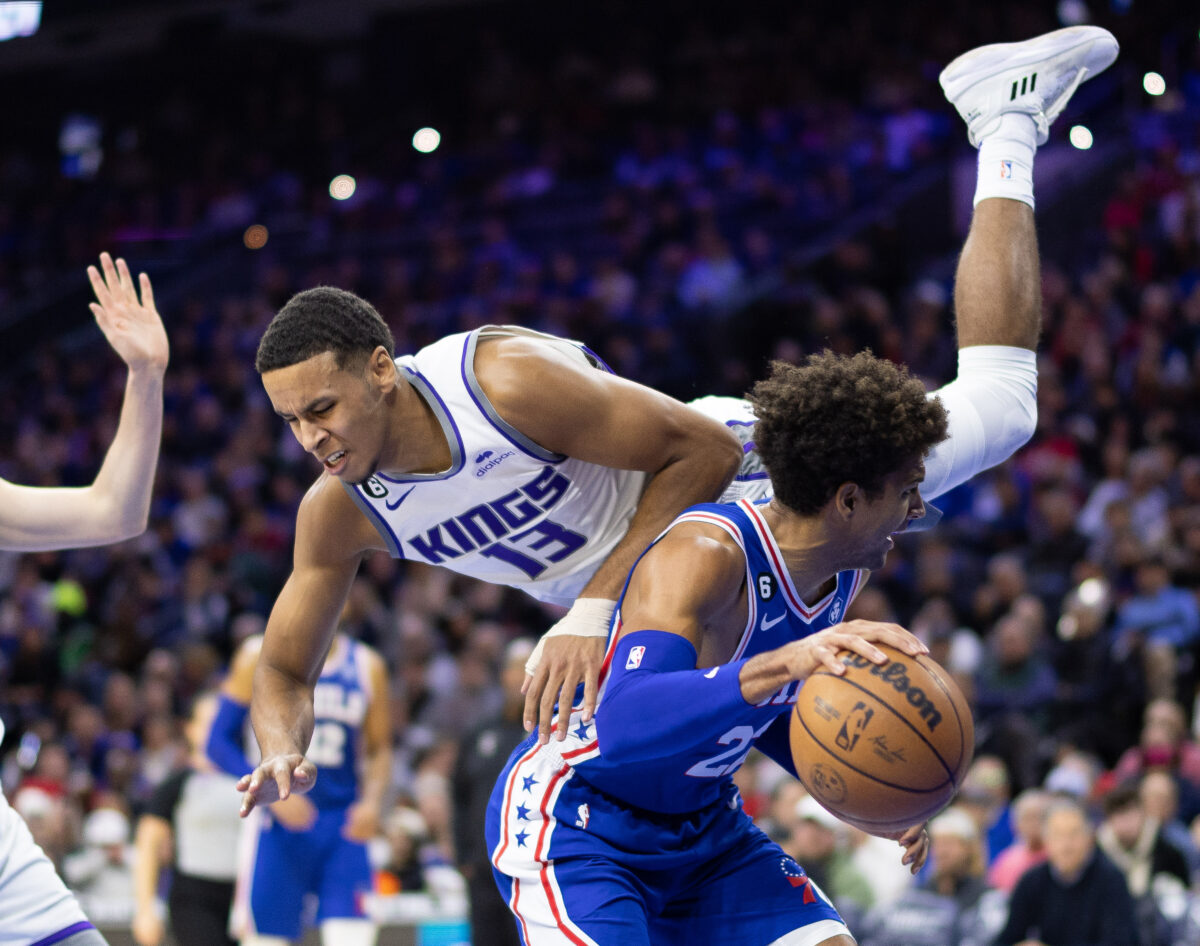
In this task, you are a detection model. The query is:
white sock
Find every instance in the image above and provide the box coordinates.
[973,113,1038,209]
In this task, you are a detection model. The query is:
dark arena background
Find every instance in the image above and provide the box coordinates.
[2,1,1200,944]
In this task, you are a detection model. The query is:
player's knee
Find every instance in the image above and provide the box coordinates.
[319,918,378,946]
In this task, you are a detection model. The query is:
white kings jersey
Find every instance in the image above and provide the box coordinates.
[344,327,642,606]
[344,327,770,606]
[344,327,772,606]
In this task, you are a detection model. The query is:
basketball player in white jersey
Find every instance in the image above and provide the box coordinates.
[0,252,167,946]
[238,26,1118,812]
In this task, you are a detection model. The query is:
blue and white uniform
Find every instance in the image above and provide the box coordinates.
[487,500,868,945]
[342,326,769,608]
[0,719,102,946]
[226,638,375,941]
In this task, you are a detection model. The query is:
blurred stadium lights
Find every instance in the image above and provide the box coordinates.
[243,224,269,250]
[1143,71,1166,95]
[58,114,102,179]
[412,127,441,153]
[1056,0,1091,26]
[1069,125,1094,149]
[329,174,357,200]
[0,1,41,41]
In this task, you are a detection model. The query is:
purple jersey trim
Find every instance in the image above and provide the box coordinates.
[460,331,566,464]
[30,922,97,946]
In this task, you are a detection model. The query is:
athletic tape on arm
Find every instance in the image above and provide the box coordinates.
[524,597,616,677]
[921,345,1037,501]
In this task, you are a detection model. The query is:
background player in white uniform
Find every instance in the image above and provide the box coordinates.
[0,252,167,946]
[237,25,1115,812]
[208,631,391,946]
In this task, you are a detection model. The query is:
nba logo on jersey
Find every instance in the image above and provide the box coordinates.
[828,598,843,623]
[575,804,590,829]
[1000,160,1013,179]
[626,645,645,670]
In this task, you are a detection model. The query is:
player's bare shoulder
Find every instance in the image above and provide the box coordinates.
[294,472,389,561]
[624,519,748,623]
[471,332,572,406]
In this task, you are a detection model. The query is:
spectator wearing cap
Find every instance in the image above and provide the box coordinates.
[786,795,875,922]
[859,806,993,946]
[63,806,134,905]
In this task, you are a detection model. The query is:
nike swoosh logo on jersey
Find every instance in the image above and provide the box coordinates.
[760,612,786,631]
[386,485,417,510]
[704,667,720,679]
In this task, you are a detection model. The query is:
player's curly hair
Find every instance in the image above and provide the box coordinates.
[255,286,395,374]
[748,351,948,515]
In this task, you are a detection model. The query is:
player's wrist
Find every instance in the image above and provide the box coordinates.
[546,597,617,639]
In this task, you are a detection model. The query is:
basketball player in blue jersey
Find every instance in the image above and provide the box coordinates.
[486,349,944,945]
[0,252,167,946]
[207,631,391,946]
[238,26,1118,811]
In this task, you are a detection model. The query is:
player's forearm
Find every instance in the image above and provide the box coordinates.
[360,745,393,811]
[85,365,166,539]
[250,660,316,760]
[578,451,737,599]
[738,644,812,704]
[131,820,166,912]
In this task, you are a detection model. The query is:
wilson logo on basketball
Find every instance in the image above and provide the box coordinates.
[841,655,943,732]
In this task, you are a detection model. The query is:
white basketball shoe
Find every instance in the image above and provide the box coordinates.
[940,26,1119,147]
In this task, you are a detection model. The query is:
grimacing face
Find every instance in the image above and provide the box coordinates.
[262,351,391,485]
[846,456,927,571]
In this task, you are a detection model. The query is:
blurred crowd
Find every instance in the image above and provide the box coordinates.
[2,0,1200,943]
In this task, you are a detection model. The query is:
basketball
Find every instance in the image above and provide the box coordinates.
[789,642,974,835]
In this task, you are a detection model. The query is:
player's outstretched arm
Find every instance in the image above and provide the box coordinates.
[0,252,168,551]
[474,336,743,742]
[239,480,378,816]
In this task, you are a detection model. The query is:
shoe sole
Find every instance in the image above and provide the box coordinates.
[939,25,1119,101]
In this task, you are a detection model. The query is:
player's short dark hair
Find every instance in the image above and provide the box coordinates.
[255,286,395,374]
[748,351,948,515]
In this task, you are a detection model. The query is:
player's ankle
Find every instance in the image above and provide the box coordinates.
[973,116,1037,209]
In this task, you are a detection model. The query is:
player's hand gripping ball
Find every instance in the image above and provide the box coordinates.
[789,642,974,835]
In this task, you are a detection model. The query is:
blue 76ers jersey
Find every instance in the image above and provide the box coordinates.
[558,499,867,813]
[305,638,371,810]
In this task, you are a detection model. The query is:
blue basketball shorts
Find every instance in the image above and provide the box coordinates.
[486,738,851,945]
[233,807,372,939]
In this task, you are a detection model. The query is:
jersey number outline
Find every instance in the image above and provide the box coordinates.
[685,719,775,778]
[479,518,587,579]
[307,722,347,768]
